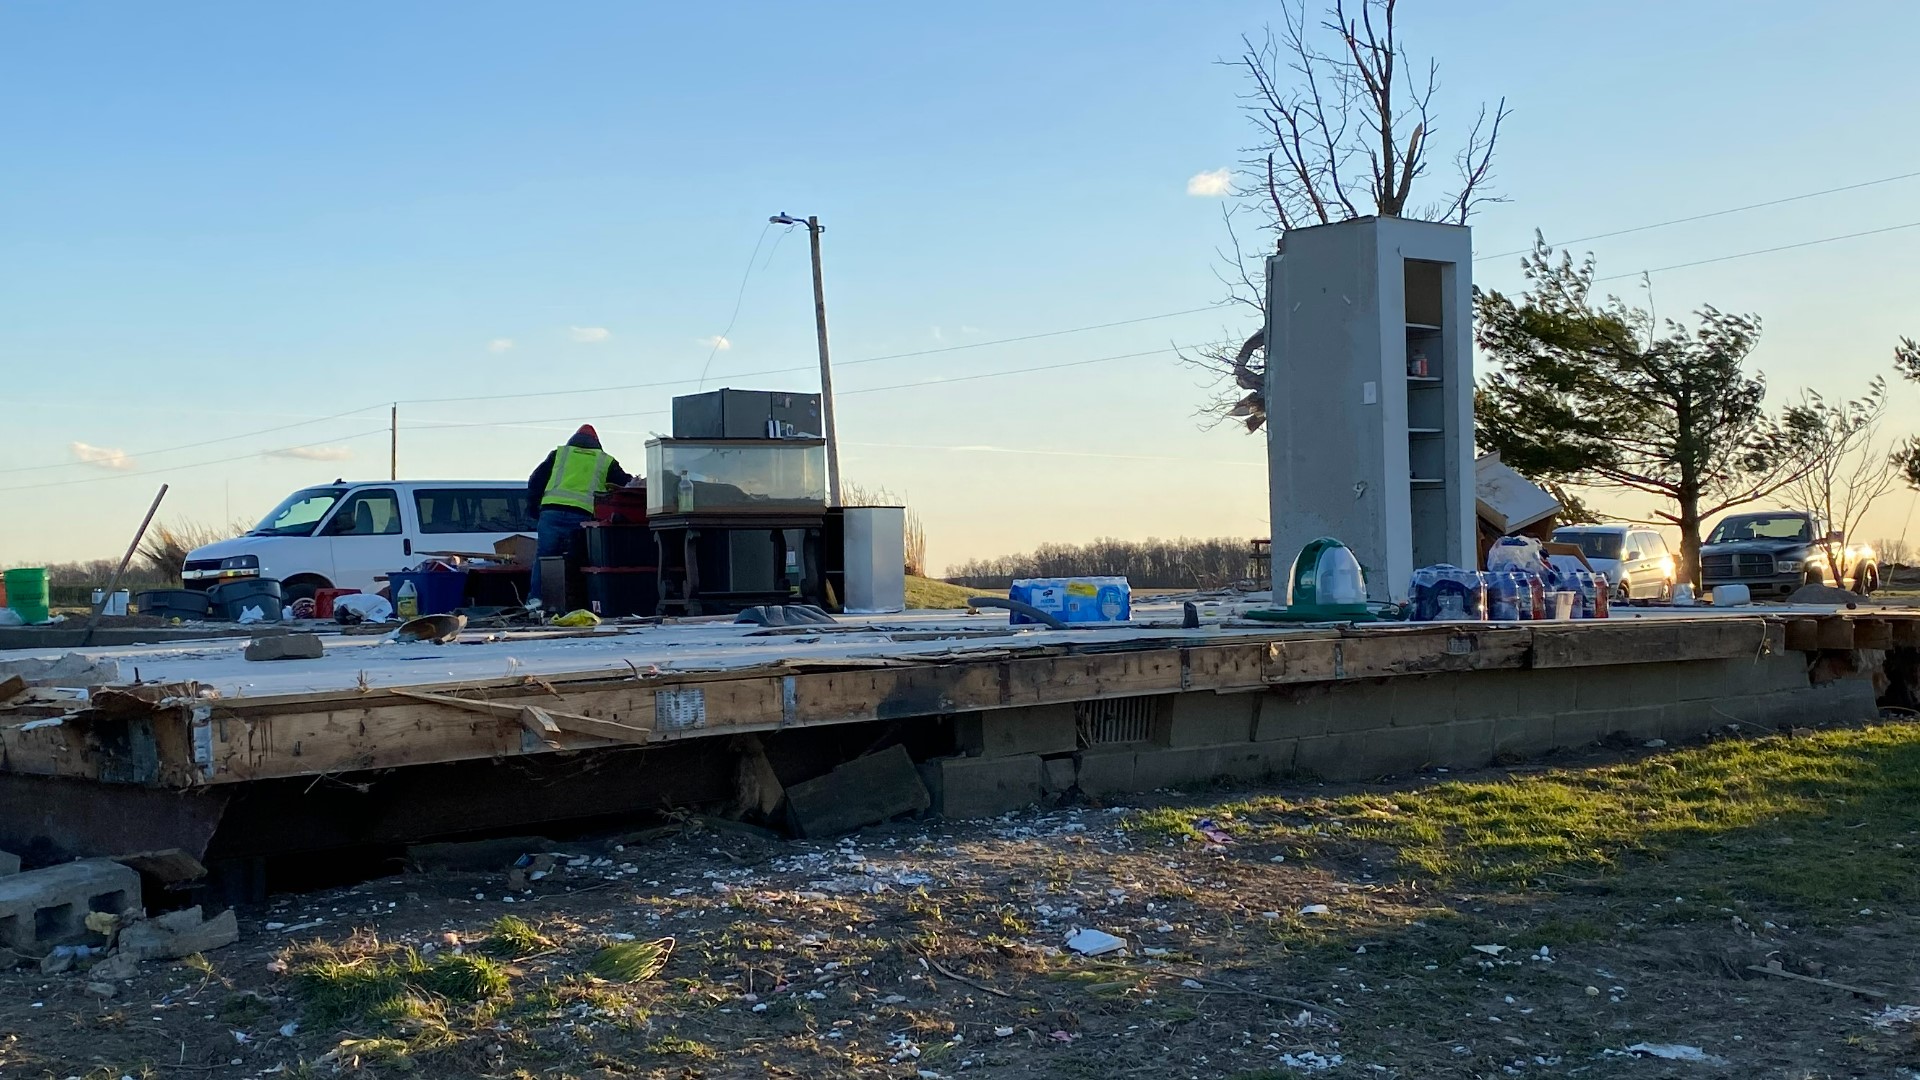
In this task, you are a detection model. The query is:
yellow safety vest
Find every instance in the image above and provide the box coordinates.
[542,446,614,513]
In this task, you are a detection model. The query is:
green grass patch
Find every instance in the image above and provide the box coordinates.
[1157,721,1920,913]
[646,1035,717,1058]
[905,576,983,610]
[292,948,510,1030]
[587,937,674,983]
[482,915,553,958]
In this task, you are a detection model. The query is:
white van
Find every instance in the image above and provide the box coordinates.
[183,480,537,602]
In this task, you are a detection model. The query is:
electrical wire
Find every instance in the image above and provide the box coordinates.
[696,221,777,392]
[0,428,391,493]
[1591,219,1920,281]
[1475,167,1920,263]
[0,403,389,476]
[392,305,1222,407]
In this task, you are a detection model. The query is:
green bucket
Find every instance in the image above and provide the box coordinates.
[4,567,50,625]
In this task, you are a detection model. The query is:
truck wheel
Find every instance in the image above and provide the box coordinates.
[1855,565,1879,595]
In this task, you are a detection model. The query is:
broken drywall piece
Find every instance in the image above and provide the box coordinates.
[1064,928,1127,956]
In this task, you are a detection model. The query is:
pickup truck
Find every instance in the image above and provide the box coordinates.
[1698,510,1878,597]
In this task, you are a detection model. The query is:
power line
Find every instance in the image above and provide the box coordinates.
[392,305,1222,407]
[0,428,390,494]
[696,221,777,392]
[1,305,1222,476]
[0,403,388,476]
[1592,219,1920,282]
[1475,167,1920,263]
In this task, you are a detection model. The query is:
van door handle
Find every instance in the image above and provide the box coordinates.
[404,539,413,556]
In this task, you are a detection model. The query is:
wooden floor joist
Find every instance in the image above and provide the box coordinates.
[4,611,1914,791]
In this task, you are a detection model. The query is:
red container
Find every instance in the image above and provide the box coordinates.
[313,587,361,620]
[595,484,650,525]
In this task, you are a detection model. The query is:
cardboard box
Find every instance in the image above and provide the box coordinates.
[494,534,538,566]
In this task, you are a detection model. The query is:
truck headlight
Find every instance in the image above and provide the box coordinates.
[219,555,260,573]
[1776,557,1803,572]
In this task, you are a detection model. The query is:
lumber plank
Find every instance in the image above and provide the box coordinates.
[1530,618,1770,669]
[1854,619,1894,651]
[1001,649,1186,706]
[1815,617,1855,651]
[1784,619,1820,652]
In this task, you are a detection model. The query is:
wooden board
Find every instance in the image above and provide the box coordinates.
[6,615,1829,788]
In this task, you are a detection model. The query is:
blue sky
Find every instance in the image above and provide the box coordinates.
[5,1,1920,571]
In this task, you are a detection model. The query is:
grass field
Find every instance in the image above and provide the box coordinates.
[903,575,980,609]
[11,717,1920,1077]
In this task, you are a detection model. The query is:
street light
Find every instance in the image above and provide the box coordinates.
[769,212,841,506]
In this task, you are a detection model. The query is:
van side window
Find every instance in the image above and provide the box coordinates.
[413,488,536,534]
[325,489,403,536]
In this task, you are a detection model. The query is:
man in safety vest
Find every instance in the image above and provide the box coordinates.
[526,424,632,608]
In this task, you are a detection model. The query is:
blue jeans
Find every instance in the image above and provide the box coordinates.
[530,507,591,605]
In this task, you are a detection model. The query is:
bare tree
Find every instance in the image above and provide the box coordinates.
[1780,379,1899,588]
[1873,537,1911,570]
[1186,0,1510,429]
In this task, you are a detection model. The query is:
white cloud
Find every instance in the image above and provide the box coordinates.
[265,445,354,462]
[487,338,515,353]
[1186,168,1232,197]
[70,442,134,471]
[698,334,731,351]
[570,326,611,344]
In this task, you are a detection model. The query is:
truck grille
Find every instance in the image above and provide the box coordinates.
[1702,554,1774,577]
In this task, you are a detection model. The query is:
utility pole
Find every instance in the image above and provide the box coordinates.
[390,404,398,481]
[771,213,841,506]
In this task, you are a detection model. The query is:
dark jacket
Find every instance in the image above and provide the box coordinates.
[528,429,632,511]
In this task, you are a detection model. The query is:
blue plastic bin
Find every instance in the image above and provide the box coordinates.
[386,570,468,616]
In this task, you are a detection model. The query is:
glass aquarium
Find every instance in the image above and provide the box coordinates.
[646,438,828,515]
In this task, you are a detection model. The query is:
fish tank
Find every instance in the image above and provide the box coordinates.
[645,438,828,515]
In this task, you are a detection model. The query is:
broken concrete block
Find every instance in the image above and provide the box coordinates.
[0,652,123,688]
[0,850,19,878]
[85,981,117,998]
[785,745,931,838]
[1041,756,1076,795]
[118,906,239,961]
[0,858,142,959]
[933,754,1042,819]
[87,951,139,982]
[244,634,325,662]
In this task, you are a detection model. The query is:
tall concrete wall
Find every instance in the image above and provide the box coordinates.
[928,652,1880,817]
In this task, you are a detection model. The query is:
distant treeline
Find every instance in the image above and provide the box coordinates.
[945,537,1256,590]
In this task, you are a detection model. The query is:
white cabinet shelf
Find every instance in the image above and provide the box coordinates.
[1265,216,1474,601]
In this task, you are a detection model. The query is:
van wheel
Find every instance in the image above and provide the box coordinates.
[281,577,328,619]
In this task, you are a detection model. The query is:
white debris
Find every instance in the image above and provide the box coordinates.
[1298,904,1331,916]
[1870,1004,1920,1029]
[1471,944,1507,956]
[1276,1050,1344,1072]
[1617,1043,1729,1065]
[994,1026,1015,1038]
[1065,928,1127,956]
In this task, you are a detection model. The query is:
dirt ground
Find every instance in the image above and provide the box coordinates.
[6,727,1920,1080]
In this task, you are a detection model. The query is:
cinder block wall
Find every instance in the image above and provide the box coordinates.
[929,652,1878,817]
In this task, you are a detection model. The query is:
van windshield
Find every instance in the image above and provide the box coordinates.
[1553,529,1623,560]
[251,486,347,537]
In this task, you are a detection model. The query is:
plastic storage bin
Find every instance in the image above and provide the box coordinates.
[384,571,468,617]
[209,578,284,621]
[584,566,659,618]
[137,589,213,620]
[3,568,49,624]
